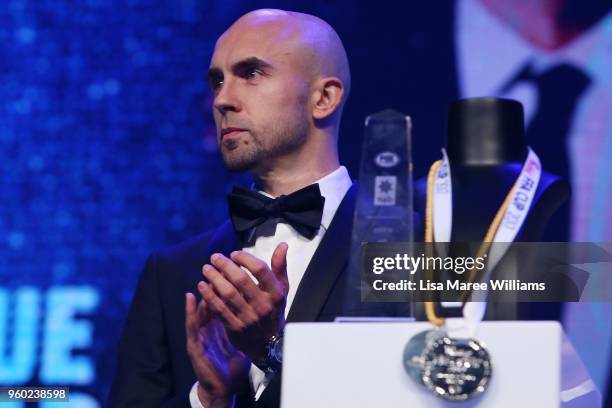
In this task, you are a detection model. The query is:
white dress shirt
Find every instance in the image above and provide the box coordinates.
[190,166,353,407]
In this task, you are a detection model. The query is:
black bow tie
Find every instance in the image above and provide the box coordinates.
[227,184,325,240]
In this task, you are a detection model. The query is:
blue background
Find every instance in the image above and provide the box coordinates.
[1,0,610,405]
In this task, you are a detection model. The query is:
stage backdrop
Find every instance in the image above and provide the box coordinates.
[1,0,610,405]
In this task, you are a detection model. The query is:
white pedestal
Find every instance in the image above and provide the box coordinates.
[280,321,600,407]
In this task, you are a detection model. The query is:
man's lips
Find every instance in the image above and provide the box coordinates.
[220,127,248,141]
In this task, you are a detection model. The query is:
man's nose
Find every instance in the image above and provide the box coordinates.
[213,80,241,115]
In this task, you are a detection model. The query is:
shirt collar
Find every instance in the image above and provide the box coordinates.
[313,166,353,231]
[257,166,352,231]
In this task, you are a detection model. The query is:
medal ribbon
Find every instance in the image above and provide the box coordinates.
[424,147,541,337]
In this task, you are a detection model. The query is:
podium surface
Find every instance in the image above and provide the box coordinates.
[281,321,594,407]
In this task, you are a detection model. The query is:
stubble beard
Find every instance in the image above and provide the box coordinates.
[221,110,310,174]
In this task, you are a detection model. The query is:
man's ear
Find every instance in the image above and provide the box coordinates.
[311,77,345,120]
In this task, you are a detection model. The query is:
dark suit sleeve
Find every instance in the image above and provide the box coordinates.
[108,253,177,407]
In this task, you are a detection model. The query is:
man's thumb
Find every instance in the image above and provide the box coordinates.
[271,242,289,289]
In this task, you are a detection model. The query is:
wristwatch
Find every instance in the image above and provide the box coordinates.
[256,334,284,374]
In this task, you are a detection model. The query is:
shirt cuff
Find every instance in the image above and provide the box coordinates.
[189,382,236,408]
[189,382,204,408]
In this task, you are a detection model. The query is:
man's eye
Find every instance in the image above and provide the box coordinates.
[209,78,223,92]
[246,68,263,79]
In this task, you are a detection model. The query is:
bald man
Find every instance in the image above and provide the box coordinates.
[109,9,383,408]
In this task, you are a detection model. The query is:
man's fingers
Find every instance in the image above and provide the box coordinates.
[229,250,280,293]
[185,292,199,346]
[196,297,210,328]
[210,317,235,356]
[197,281,246,332]
[209,254,260,301]
[202,263,262,326]
[202,264,251,314]
[271,242,289,292]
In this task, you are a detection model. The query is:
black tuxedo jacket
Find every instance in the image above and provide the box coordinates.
[108,183,398,407]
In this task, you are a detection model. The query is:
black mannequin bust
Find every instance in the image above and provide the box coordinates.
[415,97,570,242]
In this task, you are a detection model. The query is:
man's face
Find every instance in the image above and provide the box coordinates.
[208,20,313,173]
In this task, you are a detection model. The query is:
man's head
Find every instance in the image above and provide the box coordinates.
[208,9,350,173]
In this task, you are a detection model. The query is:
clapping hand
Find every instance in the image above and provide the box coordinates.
[198,242,289,362]
[185,293,251,407]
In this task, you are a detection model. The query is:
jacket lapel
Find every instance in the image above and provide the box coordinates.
[207,219,242,256]
[286,182,357,323]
